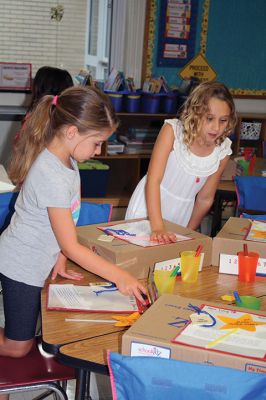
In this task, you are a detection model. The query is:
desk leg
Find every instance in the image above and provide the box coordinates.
[75,369,91,400]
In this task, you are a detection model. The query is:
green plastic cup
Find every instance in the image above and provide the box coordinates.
[236,296,261,310]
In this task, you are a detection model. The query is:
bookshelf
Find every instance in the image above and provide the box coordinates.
[94,112,175,201]
[233,113,266,157]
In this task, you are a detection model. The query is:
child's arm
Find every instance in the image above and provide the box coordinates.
[187,156,230,231]
[145,123,177,244]
[51,251,84,281]
[48,208,147,303]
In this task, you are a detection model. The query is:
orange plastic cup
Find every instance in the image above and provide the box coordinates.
[237,251,259,282]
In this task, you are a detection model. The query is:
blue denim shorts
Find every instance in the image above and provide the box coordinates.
[0,273,42,341]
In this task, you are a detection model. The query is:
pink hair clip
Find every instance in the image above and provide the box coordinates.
[52,95,58,106]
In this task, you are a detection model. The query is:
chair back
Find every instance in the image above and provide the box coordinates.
[108,352,266,400]
[0,191,19,234]
[241,213,266,220]
[77,201,112,226]
[234,176,266,216]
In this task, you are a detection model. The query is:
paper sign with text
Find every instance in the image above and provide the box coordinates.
[154,253,204,274]
[219,254,266,276]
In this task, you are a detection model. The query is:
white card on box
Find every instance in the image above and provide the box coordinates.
[219,254,266,276]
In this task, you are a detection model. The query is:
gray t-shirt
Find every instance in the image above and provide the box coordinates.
[0,149,80,287]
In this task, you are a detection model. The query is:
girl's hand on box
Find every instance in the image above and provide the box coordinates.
[150,230,177,244]
[115,271,147,304]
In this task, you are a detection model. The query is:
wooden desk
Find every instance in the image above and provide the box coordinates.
[41,263,266,400]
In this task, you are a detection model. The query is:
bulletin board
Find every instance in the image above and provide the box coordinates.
[144,0,266,96]
[203,0,266,96]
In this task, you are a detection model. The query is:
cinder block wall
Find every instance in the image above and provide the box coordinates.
[0,0,87,76]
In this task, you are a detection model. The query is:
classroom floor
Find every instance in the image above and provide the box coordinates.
[0,293,112,400]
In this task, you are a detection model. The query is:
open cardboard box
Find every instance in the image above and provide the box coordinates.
[122,294,266,374]
[212,217,266,276]
[77,218,212,279]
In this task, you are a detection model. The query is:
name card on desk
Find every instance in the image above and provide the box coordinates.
[219,254,266,277]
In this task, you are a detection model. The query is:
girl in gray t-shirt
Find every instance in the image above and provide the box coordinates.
[0,86,146,359]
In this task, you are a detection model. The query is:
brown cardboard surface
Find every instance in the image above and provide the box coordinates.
[77,219,212,279]
[212,217,266,267]
[122,294,266,373]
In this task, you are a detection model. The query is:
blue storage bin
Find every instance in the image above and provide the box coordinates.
[141,93,162,114]
[162,92,178,114]
[105,91,124,112]
[79,161,110,198]
[125,92,141,113]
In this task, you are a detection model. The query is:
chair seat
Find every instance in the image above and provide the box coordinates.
[0,338,75,389]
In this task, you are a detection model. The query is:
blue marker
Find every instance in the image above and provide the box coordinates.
[233,291,241,303]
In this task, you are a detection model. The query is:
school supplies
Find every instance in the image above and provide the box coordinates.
[47,283,142,313]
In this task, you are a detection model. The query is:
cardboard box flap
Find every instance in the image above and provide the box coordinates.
[215,217,250,239]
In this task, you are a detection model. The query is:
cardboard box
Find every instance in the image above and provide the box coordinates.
[77,219,212,279]
[122,294,266,374]
[212,217,266,276]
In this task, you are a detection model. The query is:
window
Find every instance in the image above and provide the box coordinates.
[86,0,112,81]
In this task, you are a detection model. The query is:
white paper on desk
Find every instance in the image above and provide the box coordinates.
[47,284,139,313]
[98,220,191,247]
[172,305,266,359]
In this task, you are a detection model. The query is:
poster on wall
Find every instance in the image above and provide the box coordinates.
[157,0,198,68]
[0,62,32,91]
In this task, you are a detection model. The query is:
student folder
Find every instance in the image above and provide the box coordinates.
[47,283,142,313]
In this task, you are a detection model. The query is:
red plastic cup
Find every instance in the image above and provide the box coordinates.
[237,251,259,282]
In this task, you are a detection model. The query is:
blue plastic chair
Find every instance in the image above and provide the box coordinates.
[241,213,266,220]
[234,176,266,216]
[0,191,19,234]
[77,201,112,226]
[108,352,266,400]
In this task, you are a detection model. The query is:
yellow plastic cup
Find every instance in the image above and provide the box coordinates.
[180,251,200,283]
[153,270,176,296]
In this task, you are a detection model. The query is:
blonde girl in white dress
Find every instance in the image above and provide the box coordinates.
[125,81,237,243]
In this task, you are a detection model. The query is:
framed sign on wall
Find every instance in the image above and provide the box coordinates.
[0,62,32,91]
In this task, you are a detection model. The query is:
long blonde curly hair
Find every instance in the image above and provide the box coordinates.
[180,81,237,147]
[9,86,119,185]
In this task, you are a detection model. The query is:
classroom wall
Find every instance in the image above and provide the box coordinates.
[150,0,266,96]
[0,0,87,76]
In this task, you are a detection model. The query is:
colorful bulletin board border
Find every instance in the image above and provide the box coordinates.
[0,62,32,91]
[157,0,199,68]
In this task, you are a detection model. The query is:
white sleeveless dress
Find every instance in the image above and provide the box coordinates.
[125,118,232,227]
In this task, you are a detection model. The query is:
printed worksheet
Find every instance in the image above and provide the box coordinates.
[172,305,266,359]
[98,220,191,247]
[47,283,139,313]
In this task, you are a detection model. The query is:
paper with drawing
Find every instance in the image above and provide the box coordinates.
[47,283,139,313]
[172,305,266,359]
[98,220,191,247]
[245,220,266,243]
